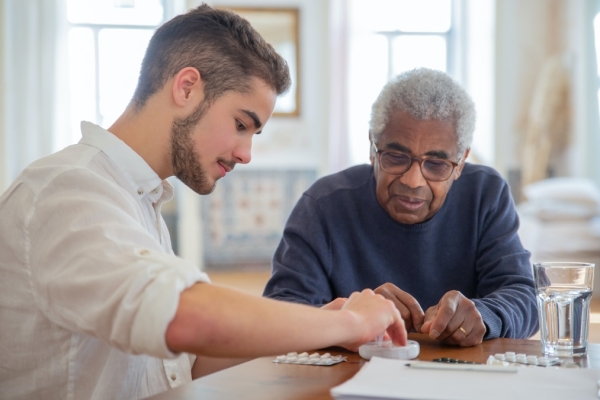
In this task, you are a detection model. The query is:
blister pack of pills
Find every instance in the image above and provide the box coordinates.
[487,351,562,367]
[273,352,347,366]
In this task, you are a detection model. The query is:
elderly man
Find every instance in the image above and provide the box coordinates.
[264,68,538,347]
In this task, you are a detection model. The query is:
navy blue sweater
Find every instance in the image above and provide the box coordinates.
[263,164,538,339]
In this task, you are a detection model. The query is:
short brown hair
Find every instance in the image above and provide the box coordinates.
[132,3,291,109]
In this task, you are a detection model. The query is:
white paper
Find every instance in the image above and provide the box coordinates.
[331,357,600,400]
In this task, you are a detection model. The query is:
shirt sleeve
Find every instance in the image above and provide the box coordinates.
[471,179,539,340]
[26,168,209,359]
[263,193,333,306]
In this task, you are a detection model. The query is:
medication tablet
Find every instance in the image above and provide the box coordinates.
[273,351,347,366]
[494,353,505,360]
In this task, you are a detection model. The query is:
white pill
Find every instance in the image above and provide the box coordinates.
[276,355,287,362]
[318,359,334,365]
[299,352,309,358]
[321,353,331,358]
[516,353,526,358]
[287,356,298,362]
[297,357,309,363]
[287,352,298,357]
[494,353,505,360]
[309,353,320,359]
[505,352,516,357]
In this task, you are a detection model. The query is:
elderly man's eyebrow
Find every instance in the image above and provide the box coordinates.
[242,110,263,130]
[385,142,450,159]
[385,142,411,153]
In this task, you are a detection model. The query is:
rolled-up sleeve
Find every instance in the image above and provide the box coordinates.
[26,168,208,359]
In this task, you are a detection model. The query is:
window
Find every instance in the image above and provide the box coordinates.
[594,13,600,117]
[65,0,177,144]
[346,0,495,166]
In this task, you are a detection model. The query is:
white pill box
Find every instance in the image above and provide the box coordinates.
[358,340,420,360]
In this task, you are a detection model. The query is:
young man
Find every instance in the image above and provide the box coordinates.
[0,5,405,399]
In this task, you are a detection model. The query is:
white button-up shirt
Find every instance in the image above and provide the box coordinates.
[0,122,209,399]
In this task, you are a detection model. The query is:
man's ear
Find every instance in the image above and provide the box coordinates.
[453,147,470,181]
[172,67,204,109]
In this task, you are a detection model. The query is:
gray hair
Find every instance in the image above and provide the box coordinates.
[369,68,476,156]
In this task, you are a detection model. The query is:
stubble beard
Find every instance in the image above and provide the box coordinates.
[170,101,216,195]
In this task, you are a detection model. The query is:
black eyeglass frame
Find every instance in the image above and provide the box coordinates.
[372,143,464,182]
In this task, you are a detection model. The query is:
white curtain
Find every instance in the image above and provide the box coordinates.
[1,0,70,191]
[566,0,600,185]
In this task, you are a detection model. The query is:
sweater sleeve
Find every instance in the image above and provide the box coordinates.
[471,180,539,339]
[263,193,333,306]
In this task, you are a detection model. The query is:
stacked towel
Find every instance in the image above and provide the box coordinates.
[517,178,600,277]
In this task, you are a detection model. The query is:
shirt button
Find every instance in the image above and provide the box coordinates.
[137,188,144,195]
[170,373,177,381]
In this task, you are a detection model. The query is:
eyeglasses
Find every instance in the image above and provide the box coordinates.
[373,144,463,182]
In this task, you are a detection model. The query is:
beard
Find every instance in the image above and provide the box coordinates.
[170,101,216,195]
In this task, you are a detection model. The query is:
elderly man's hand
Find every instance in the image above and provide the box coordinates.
[419,290,486,346]
[374,283,425,333]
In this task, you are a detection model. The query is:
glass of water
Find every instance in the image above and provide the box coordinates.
[534,262,595,357]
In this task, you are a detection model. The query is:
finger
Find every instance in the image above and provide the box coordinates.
[375,287,415,331]
[427,293,459,340]
[386,313,408,347]
[394,291,425,332]
[443,298,486,346]
[419,305,439,334]
[375,285,424,332]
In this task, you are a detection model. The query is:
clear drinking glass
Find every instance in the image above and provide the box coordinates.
[534,262,595,357]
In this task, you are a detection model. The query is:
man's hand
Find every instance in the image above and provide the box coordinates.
[374,283,425,333]
[419,290,486,347]
[320,297,348,310]
[338,289,407,352]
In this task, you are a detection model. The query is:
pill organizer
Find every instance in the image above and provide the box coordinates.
[358,340,420,360]
[273,352,347,366]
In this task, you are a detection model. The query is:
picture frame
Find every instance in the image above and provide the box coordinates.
[224,7,300,117]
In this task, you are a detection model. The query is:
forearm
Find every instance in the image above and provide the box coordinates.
[166,283,366,357]
[473,285,538,339]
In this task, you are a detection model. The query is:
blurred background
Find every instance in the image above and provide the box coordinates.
[1,0,600,294]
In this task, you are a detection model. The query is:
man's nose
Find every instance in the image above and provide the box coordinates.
[232,137,252,164]
[399,160,426,188]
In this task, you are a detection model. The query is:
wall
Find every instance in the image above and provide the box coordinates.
[495,0,600,198]
[0,0,6,193]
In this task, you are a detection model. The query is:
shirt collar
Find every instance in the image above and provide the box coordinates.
[78,121,172,203]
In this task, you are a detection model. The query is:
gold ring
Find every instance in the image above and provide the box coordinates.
[459,326,468,335]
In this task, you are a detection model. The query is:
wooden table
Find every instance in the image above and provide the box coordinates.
[147,333,600,400]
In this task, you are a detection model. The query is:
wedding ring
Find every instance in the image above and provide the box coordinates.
[459,326,468,335]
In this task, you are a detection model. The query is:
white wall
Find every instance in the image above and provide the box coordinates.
[0,0,6,193]
[494,0,600,190]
